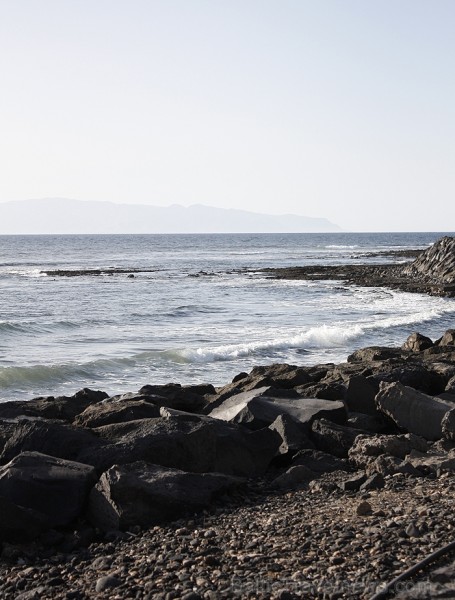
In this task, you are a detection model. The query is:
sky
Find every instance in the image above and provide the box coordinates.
[0,0,454,232]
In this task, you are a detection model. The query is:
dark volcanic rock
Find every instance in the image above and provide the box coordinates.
[74,398,162,428]
[401,332,434,352]
[269,413,314,455]
[349,433,429,468]
[88,462,243,531]
[310,418,365,458]
[0,452,97,531]
[0,388,108,422]
[261,236,455,297]
[87,413,281,477]
[375,381,454,440]
[0,419,104,466]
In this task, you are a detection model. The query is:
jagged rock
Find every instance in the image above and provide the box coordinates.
[406,448,455,475]
[269,413,314,455]
[346,412,390,434]
[442,408,455,440]
[0,388,108,422]
[365,454,423,477]
[439,329,455,346]
[290,449,349,474]
[402,238,455,284]
[86,413,281,477]
[310,418,364,458]
[207,387,346,430]
[339,472,367,492]
[74,399,161,428]
[137,384,210,413]
[372,364,446,396]
[401,332,434,352]
[0,419,104,466]
[0,452,97,541]
[347,347,404,363]
[359,473,385,491]
[375,381,454,440]
[88,461,243,531]
[270,465,315,490]
[294,381,346,401]
[349,433,429,468]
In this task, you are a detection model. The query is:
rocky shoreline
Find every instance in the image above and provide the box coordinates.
[260,236,455,297]
[1,236,455,599]
[1,327,455,599]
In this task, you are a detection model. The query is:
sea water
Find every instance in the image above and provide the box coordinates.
[1,232,454,402]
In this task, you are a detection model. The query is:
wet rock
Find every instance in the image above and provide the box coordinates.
[401,332,434,352]
[438,328,455,346]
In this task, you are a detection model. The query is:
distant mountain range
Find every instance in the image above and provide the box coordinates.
[0,198,341,234]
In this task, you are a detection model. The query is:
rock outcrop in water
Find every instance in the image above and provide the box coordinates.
[263,235,455,297]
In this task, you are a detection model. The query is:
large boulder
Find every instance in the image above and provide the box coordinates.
[74,399,161,428]
[0,452,97,540]
[0,419,105,465]
[439,329,455,346]
[88,462,243,531]
[85,413,281,477]
[401,332,434,352]
[269,413,314,455]
[207,387,346,430]
[138,383,214,413]
[375,382,454,440]
[349,433,429,468]
[310,418,365,458]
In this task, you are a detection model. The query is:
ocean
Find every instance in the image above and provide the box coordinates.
[1,232,454,403]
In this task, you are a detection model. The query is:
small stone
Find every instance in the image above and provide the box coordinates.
[360,473,385,491]
[95,574,121,592]
[405,522,422,538]
[356,501,373,516]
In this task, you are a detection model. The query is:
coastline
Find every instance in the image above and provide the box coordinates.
[1,329,455,598]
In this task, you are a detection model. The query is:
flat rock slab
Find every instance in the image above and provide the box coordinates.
[207,387,346,430]
[89,461,243,531]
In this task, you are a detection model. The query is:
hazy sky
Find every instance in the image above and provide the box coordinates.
[1,0,454,231]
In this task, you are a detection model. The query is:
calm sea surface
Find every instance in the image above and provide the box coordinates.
[1,232,454,402]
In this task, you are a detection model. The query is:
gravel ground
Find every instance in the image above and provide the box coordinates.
[1,471,454,600]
